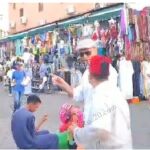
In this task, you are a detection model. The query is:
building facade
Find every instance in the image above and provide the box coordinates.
[9,3,99,34]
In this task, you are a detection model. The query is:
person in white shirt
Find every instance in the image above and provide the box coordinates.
[6,66,15,96]
[69,55,132,149]
[22,48,31,66]
[52,38,118,125]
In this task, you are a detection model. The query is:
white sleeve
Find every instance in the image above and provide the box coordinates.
[73,109,118,148]
[73,70,89,102]
[73,126,111,147]
[73,84,84,102]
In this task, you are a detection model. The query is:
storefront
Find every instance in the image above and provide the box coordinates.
[0,3,124,59]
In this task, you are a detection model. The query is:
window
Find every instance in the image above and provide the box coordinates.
[20,8,24,17]
[38,3,43,12]
[13,3,16,9]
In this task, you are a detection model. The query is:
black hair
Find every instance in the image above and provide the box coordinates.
[92,62,109,81]
[27,94,41,104]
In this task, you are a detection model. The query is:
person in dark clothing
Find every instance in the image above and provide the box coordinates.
[11,94,59,149]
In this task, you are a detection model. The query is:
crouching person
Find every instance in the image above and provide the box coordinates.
[11,94,59,149]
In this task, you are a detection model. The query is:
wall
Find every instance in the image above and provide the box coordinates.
[9,3,95,34]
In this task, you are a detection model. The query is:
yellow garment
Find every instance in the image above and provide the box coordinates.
[41,47,46,54]
[33,48,38,55]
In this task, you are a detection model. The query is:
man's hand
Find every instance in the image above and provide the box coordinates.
[52,74,65,87]
[52,74,73,97]
[36,114,48,131]
[41,114,48,122]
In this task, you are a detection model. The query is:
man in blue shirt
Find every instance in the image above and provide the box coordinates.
[12,62,25,112]
[11,94,59,149]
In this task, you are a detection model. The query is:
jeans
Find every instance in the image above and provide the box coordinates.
[8,79,12,94]
[13,91,23,112]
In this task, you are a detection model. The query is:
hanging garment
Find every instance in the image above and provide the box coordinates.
[128,24,136,42]
[82,24,94,38]
[109,24,118,40]
[139,71,144,97]
[141,61,150,98]
[15,40,22,56]
[134,15,140,42]
[147,15,150,41]
[138,14,149,42]
[31,37,35,45]
[120,8,127,37]
[143,42,150,59]
[118,57,134,99]
[40,33,46,42]
[128,9,134,24]
[76,26,82,38]
[132,60,141,97]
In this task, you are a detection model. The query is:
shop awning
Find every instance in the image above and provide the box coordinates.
[58,3,123,27]
[57,16,85,28]
[27,23,56,37]
[8,32,28,41]
[0,37,9,43]
[88,5,123,22]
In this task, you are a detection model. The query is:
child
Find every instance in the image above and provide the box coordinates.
[59,103,84,149]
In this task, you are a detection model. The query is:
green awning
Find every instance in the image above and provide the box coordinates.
[58,16,85,28]
[27,23,56,37]
[57,3,123,28]
[88,5,123,23]
[9,32,28,41]
[0,37,9,43]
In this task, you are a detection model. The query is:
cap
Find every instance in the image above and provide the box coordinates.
[89,55,112,77]
[76,38,96,51]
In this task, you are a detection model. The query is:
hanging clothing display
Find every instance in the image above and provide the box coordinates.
[118,57,134,99]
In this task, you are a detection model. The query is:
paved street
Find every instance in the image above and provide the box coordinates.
[0,83,150,149]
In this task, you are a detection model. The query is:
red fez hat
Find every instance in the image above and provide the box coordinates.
[89,55,112,77]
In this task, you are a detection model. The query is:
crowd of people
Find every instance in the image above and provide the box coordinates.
[8,38,133,149]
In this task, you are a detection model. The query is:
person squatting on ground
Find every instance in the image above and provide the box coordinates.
[11,94,59,149]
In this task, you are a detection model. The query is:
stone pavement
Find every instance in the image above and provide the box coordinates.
[0,83,150,149]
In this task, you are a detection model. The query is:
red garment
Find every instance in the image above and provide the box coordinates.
[92,32,99,41]
[59,124,69,132]
[110,25,118,39]
[138,13,148,41]
[92,28,101,41]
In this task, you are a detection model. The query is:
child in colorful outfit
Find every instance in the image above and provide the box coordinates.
[58,103,84,149]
